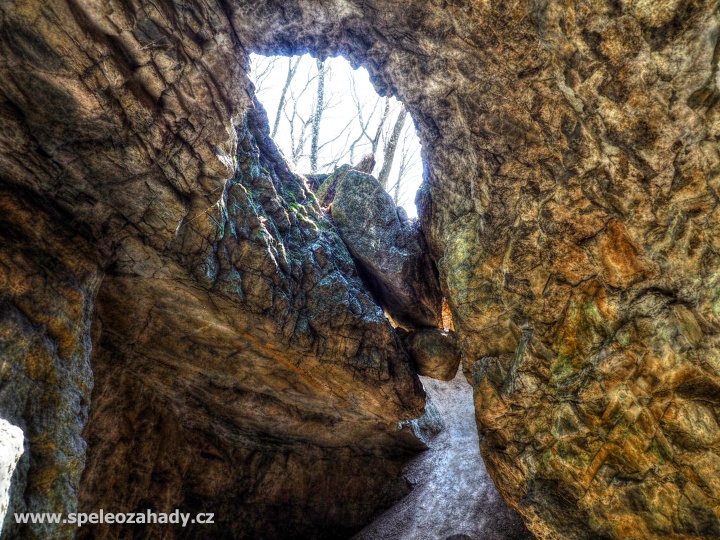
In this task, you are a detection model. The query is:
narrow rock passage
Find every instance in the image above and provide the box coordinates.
[353,370,533,540]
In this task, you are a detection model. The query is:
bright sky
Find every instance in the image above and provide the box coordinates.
[250,53,424,217]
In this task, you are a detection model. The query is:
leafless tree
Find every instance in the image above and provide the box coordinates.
[251,56,280,96]
[250,53,423,209]
[388,120,421,205]
[284,69,316,165]
[371,98,392,155]
[378,105,407,189]
[272,57,301,138]
[347,80,381,164]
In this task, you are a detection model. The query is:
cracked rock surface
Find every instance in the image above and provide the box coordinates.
[232,1,720,537]
[1,0,719,539]
[76,104,427,540]
[331,169,443,329]
[0,1,425,536]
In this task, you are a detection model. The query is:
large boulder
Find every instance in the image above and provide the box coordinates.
[404,328,462,381]
[331,170,443,329]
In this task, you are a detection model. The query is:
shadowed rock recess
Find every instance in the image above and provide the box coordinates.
[0,1,719,540]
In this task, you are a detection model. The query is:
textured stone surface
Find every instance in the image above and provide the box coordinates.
[316,165,351,206]
[0,188,102,539]
[1,0,719,538]
[232,1,720,537]
[76,103,426,539]
[0,418,23,531]
[0,1,425,537]
[332,170,443,328]
[404,328,462,381]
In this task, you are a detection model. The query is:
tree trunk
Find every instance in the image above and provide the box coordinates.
[378,106,407,189]
[310,58,325,172]
[372,97,390,154]
[272,57,300,138]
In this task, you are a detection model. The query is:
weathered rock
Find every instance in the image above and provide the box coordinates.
[315,164,352,206]
[0,188,102,539]
[1,0,719,538]
[76,103,427,539]
[332,170,443,328]
[399,394,445,448]
[0,418,23,531]
[0,2,427,537]
[234,0,720,537]
[405,329,462,381]
[353,153,377,174]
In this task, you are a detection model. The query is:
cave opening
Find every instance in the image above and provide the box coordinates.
[1,0,716,538]
[249,53,424,217]
[240,53,531,539]
[248,52,443,333]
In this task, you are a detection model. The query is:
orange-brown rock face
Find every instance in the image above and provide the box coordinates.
[0,3,425,539]
[76,106,427,539]
[228,1,720,538]
[1,0,719,539]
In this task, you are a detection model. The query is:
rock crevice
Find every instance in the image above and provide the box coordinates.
[314,166,462,381]
[1,0,719,538]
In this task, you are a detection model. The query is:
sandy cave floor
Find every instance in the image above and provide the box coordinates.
[353,369,533,540]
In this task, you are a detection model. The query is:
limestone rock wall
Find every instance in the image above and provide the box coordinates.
[229,1,720,538]
[1,0,719,539]
[0,1,425,538]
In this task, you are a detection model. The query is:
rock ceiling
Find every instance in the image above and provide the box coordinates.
[0,1,719,538]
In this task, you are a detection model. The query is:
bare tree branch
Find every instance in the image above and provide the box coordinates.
[251,56,279,96]
[272,56,301,138]
[378,105,408,189]
[310,58,326,173]
[250,53,422,206]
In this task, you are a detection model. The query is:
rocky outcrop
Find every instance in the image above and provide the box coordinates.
[0,2,426,537]
[231,1,720,537]
[75,103,427,539]
[404,328,461,381]
[317,167,460,380]
[0,419,23,531]
[1,0,719,539]
[408,5,720,538]
[331,170,443,328]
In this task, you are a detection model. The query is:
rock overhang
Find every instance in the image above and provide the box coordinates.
[1,1,719,539]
